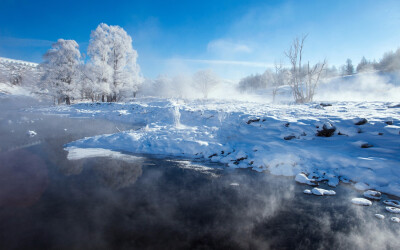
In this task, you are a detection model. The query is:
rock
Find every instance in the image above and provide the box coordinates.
[355,118,368,125]
[27,130,37,137]
[284,135,297,140]
[374,214,385,220]
[390,217,400,223]
[284,122,290,127]
[385,120,393,125]
[320,103,332,107]
[351,198,372,206]
[247,118,260,124]
[361,143,373,148]
[363,190,382,200]
[385,206,400,214]
[295,173,318,186]
[316,122,336,137]
[304,189,312,194]
[383,200,400,208]
[388,104,400,108]
[311,188,336,196]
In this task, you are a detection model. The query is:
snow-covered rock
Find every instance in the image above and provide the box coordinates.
[295,173,317,186]
[385,207,400,214]
[27,130,37,137]
[390,217,400,223]
[374,214,385,220]
[303,189,312,194]
[383,200,400,208]
[363,190,382,200]
[351,198,372,206]
[311,188,336,196]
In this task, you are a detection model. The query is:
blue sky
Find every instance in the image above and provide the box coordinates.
[1,0,400,79]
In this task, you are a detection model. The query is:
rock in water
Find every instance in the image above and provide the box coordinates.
[383,200,400,208]
[295,173,318,186]
[390,217,400,223]
[374,214,385,220]
[385,207,400,214]
[311,188,336,196]
[303,189,312,194]
[355,118,368,125]
[363,190,382,200]
[351,198,372,206]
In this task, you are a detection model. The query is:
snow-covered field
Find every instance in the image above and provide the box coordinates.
[40,98,400,197]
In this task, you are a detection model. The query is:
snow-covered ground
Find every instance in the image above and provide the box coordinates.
[41,98,400,197]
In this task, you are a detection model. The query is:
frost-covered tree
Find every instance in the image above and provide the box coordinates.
[193,69,219,99]
[87,23,142,102]
[341,59,354,76]
[285,35,326,103]
[41,39,82,105]
[377,48,400,72]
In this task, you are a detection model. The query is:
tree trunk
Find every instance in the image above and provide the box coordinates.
[102,95,105,102]
[65,96,71,105]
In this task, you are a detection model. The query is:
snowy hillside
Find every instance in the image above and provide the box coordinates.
[41,98,400,197]
[0,57,42,96]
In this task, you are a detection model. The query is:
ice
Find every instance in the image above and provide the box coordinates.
[303,189,312,194]
[385,207,400,214]
[374,214,385,220]
[311,188,336,196]
[363,190,382,200]
[351,198,372,206]
[383,200,400,208]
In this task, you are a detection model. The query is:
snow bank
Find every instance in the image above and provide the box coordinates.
[41,99,400,197]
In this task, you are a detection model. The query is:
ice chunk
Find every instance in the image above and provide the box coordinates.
[385,207,400,214]
[363,190,382,200]
[304,189,312,194]
[230,183,239,186]
[351,198,372,206]
[295,173,317,186]
[311,188,336,196]
[390,217,400,223]
[354,182,369,191]
[383,200,400,208]
[374,214,385,220]
[27,130,37,137]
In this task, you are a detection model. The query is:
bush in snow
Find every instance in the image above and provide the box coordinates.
[193,69,219,99]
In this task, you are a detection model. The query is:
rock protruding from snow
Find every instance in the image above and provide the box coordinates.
[27,130,37,137]
[390,217,400,223]
[354,182,369,191]
[374,214,385,220]
[385,207,400,214]
[303,189,312,194]
[354,118,368,125]
[295,173,318,186]
[316,122,336,137]
[363,190,382,200]
[351,198,372,206]
[311,188,336,196]
[383,200,400,208]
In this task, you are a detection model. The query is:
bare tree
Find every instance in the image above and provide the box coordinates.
[193,69,219,99]
[285,35,326,103]
[272,61,286,102]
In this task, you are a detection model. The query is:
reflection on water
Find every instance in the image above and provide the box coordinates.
[1,96,400,250]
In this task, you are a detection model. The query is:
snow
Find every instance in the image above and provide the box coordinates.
[390,217,400,223]
[385,207,400,214]
[374,214,385,220]
[351,198,372,206]
[303,189,312,194]
[295,173,317,186]
[41,98,400,197]
[66,147,143,163]
[383,200,400,208]
[363,190,382,200]
[311,188,336,196]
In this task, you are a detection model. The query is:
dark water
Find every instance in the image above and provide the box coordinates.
[0,95,399,250]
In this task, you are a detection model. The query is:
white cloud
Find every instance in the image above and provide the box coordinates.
[207,39,252,56]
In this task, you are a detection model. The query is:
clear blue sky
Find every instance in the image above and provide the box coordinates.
[1,0,399,79]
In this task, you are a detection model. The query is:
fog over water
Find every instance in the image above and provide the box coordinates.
[0,95,399,249]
